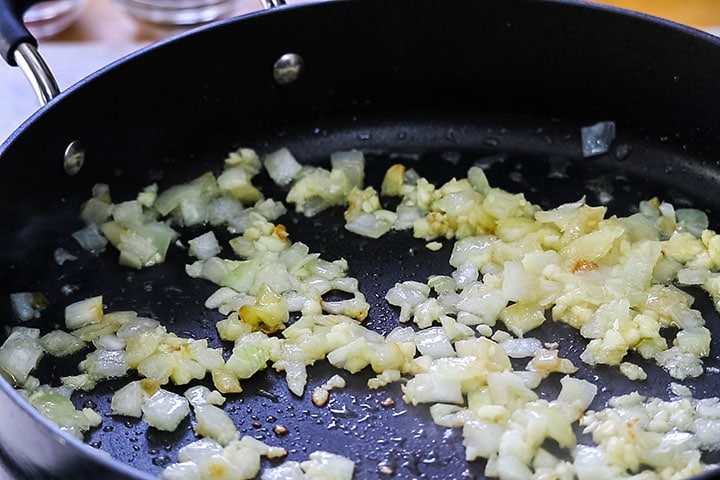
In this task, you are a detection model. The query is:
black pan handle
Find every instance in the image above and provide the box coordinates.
[0,0,60,104]
[0,0,38,65]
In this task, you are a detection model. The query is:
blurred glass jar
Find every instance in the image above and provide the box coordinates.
[113,0,238,26]
[24,0,87,39]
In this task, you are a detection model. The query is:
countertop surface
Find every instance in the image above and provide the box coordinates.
[2,0,720,142]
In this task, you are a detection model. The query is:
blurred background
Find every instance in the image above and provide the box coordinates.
[2,0,720,141]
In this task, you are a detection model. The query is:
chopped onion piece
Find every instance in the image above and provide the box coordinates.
[286,167,351,216]
[619,361,647,381]
[394,204,424,230]
[263,147,302,186]
[677,267,710,285]
[112,200,144,225]
[137,183,158,208]
[260,462,305,480]
[65,296,104,330]
[452,263,478,288]
[225,148,261,174]
[192,403,239,446]
[141,389,190,431]
[381,164,406,197]
[312,374,346,407]
[501,337,543,358]
[581,121,616,157]
[178,438,225,464]
[27,389,101,439]
[81,349,128,380]
[300,451,354,480]
[159,462,200,480]
[208,197,245,228]
[80,197,114,225]
[184,385,226,408]
[556,376,597,421]
[467,166,491,195]
[253,198,287,221]
[217,167,262,203]
[188,231,222,260]
[72,224,108,254]
[93,334,126,351]
[116,317,160,339]
[10,291,48,322]
[40,330,85,357]
[53,248,78,265]
[111,380,156,417]
[0,327,43,384]
[330,149,365,189]
[676,208,708,237]
[415,327,455,359]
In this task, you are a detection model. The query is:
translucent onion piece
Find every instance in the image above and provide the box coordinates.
[263,147,302,187]
[188,231,222,260]
[65,296,104,330]
[72,224,108,254]
[0,327,43,384]
[300,451,355,480]
[10,292,47,321]
[581,121,616,157]
[141,389,190,431]
[40,330,86,357]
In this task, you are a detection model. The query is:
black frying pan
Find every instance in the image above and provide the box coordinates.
[2,0,720,478]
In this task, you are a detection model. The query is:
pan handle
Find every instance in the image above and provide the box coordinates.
[1,0,288,106]
[0,0,36,65]
[1,0,284,174]
[0,0,60,105]
[260,0,286,8]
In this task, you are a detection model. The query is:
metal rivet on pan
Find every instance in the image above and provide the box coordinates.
[64,140,85,176]
[273,53,305,86]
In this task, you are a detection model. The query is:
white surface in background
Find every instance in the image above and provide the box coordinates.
[0,42,143,143]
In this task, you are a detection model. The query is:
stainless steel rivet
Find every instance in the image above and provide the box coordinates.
[273,53,305,86]
[64,140,85,176]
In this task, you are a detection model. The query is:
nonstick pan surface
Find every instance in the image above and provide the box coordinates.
[3,0,720,478]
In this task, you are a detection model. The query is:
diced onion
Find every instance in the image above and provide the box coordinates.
[10,292,48,322]
[581,121,616,157]
[53,248,78,265]
[178,439,225,464]
[500,337,543,358]
[0,327,44,384]
[330,150,365,189]
[158,462,200,480]
[27,389,101,439]
[141,389,190,431]
[263,147,302,186]
[72,224,108,253]
[188,231,222,260]
[184,385,226,408]
[192,404,239,446]
[65,296,104,330]
[300,451,354,480]
[40,330,86,357]
[111,380,154,417]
